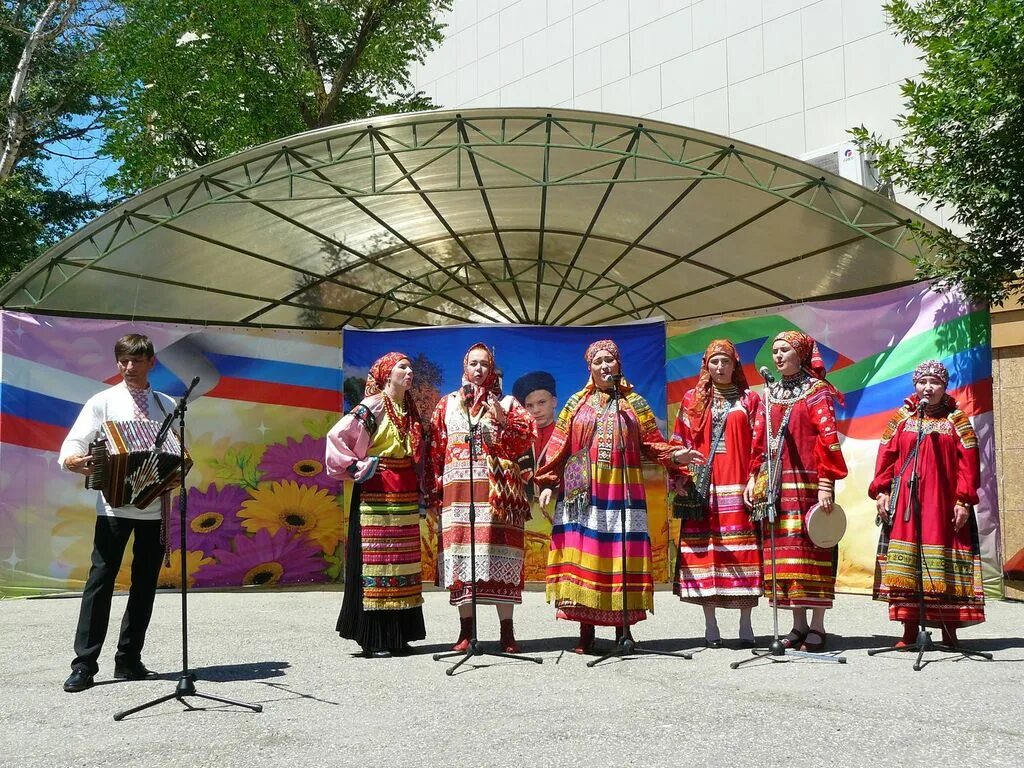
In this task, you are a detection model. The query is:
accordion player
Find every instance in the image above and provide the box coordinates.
[85,419,192,509]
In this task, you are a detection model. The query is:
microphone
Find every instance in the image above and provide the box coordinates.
[758,366,776,383]
[605,373,623,383]
[917,399,927,415]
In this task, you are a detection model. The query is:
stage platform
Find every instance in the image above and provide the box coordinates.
[1,589,1021,767]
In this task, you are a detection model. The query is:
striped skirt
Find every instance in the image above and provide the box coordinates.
[337,457,425,650]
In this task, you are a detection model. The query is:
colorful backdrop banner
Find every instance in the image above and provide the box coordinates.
[666,282,1001,597]
[0,312,344,596]
[343,320,671,583]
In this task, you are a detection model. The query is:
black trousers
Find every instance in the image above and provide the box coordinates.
[72,516,162,673]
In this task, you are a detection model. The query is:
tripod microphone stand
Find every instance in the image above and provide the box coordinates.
[115,377,263,720]
[589,374,692,667]
[867,400,992,670]
[731,367,845,669]
[433,392,542,675]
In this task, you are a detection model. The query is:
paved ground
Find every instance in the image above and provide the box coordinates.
[1,588,1022,768]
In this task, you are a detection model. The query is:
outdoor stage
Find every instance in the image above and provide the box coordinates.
[2,589,1021,767]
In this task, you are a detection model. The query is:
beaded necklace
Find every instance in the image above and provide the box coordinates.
[382,391,410,443]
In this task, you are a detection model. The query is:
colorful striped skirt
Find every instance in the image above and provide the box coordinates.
[675,481,762,608]
[337,457,425,650]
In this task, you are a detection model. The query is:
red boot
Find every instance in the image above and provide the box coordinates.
[574,623,595,654]
[499,619,521,653]
[895,621,916,649]
[453,616,473,652]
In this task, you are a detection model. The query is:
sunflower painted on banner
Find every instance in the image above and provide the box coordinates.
[157,550,215,589]
[206,528,326,587]
[259,435,342,495]
[239,480,343,554]
[166,484,247,556]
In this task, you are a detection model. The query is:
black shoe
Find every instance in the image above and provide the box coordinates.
[63,667,94,693]
[113,659,156,680]
[367,648,392,659]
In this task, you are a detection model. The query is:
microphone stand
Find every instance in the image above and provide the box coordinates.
[433,393,543,675]
[867,400,992,670]
[588,376,692,667]
[114,378,264,720]
[731,369,845,669]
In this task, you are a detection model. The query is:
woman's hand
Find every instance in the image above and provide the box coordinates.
[742,476,755,509]
[817,489,834,512]
[673,447,704,466]
[486,398,506,427]
[875,493,890,524]
[538,488,553,510]
[953,502,970,532]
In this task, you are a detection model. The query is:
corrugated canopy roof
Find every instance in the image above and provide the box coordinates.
[0,108,936,328]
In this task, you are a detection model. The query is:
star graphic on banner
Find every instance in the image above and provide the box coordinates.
[13,323,25,339]
[256,422,270,437]
[3,548,23,571]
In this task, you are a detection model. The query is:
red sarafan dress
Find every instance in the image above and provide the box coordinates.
[672,385,764,608]
[753,373,848,608]
[868,395,985,627]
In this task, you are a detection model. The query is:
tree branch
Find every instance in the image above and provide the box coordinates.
[318,3,385,127]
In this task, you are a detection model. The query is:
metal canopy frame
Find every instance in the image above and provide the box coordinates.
[0,108,936,329]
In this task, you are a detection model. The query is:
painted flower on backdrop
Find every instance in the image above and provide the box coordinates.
[257,435,341,494]
[167,484,248,555]
[239,480,343,554]
[158,550,215,589]
[203,528,325,587]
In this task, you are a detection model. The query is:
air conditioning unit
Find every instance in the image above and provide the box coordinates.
[800,142,893,198]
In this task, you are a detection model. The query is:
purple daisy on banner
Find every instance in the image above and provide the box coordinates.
[258,435,341,494]
[203,528,325,587]
[167,484,248,556]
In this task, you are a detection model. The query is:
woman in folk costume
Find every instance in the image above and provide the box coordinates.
[326,353,426,658]
[537,340,687,654]
[868,360,984,647]
[671,339,764,647]
[426,343,536,653]
[746,331,848,652]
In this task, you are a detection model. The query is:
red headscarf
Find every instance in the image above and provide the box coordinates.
[462,342,499,413]
[688,339,749,425]
[365,351,407,396]
[773,330,844,404]
[365,351,423,455]
[773,330,827,380]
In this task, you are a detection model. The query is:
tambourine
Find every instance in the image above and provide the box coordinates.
[804,502,847,548]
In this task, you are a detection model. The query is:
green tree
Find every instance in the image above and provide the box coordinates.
[852,0,1024,306]
[98,0,451,195]
[1,0,113,285]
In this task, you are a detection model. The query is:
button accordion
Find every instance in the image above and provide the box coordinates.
[84,420,192,509]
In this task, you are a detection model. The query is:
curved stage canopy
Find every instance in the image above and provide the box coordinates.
[0,108,938,329]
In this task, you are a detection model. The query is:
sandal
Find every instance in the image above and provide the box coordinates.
[780,629,807,649]
[800,630,827,653]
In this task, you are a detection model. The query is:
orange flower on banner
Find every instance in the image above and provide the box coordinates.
[239,480,343,554]
[158,550,215,589]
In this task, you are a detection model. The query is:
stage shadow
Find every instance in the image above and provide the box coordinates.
[254,680,342,706]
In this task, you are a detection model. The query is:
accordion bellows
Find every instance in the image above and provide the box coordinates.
[85,419,191,509]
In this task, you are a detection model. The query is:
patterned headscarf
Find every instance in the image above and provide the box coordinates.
[913,359,949,386]
[462,342,499,412]
[689,339,749,424]
[584,339,633,393]
[773,330,827,380]
[365,351,423,455]
[365,351,408,396]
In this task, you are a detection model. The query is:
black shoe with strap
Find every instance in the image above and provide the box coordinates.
[63,667,95,693]
[113,659,157,680]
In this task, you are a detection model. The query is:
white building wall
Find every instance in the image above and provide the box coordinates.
[411,0,955,230]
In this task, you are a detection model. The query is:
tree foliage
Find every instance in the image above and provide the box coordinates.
[852,0,1024,306]
[98,0,451,195]
[1,0,112,285]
